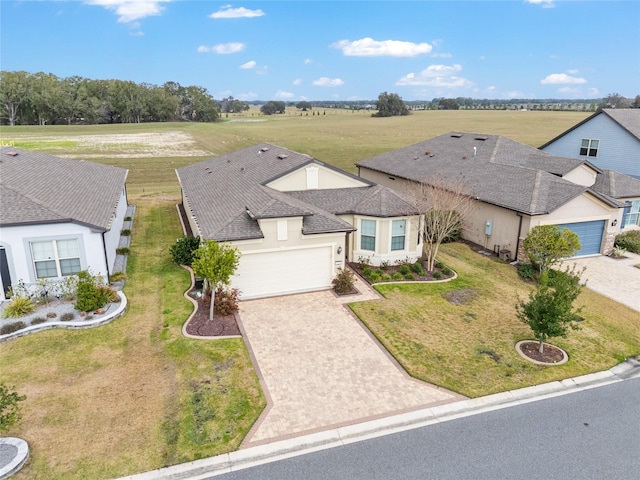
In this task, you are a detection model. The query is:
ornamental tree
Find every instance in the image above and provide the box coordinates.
[523,225,581,272]
[0,383,26,432]
[516,265,584,354]
[191,241,240,320]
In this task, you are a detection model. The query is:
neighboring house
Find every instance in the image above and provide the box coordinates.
[356,132,634,261]
[0,147,129,300]
[176,144,421,299]
[540,108,640,179]
[592,169,640,230]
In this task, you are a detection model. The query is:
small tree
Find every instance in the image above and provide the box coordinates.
[191,241,240,320]
[0,383,26,432]
[410,175,475,272]
[373,91,409,117]
[523,225,581,272]
[169,236,201,266]
[516,265,584,354]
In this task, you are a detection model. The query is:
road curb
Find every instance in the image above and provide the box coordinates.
[115,358,640,480]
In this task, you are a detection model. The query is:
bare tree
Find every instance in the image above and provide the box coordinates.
[409,175,475,272]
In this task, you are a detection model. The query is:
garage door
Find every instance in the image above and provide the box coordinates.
[232,246,333,299]
[556,220,605,256]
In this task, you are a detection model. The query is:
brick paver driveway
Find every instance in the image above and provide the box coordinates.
[238,277,463,446]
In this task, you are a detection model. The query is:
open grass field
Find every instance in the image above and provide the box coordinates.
[3,109,623,479]
[350,243,640,398]
[1,109,590,192]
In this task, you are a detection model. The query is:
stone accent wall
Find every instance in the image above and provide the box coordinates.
[602,227,616,256]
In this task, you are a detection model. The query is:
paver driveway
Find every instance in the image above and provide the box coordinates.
[238,277,463,446]
[563,251,640,313]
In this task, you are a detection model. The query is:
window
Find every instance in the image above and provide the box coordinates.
[579,138,599,157]
[277,220,288,241]
[391,220,406,251]
[623,200,640,227]
[360,219,376,251]
[31,239,81,278]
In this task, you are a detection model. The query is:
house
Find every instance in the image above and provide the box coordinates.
[540,108,640,179]
[356,132,634,261]
[176,144,421,299]
[0,147,129,300]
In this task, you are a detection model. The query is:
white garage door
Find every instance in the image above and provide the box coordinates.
[232,246,333,299]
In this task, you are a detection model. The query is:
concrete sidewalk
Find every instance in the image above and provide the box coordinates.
[116,357,640,480]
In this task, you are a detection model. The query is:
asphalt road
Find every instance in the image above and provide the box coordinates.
[210,378,640,480]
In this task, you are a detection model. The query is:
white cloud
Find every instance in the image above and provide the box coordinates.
[587,87,600,97]
[256,66,269,75]
[312,77,344,87]
[210,5,265,19]
[240,60,256,69]
[275,90,294,99]
[85,0,170,23]
[566,69,579,75]
[332,37,432,57]
[236,91,258,100]
[304,59,313,65]
[396,64,472,88]
[540,73,587,84]
[198,42,245,54]
[293,78,303,86]
[526,0,555,8]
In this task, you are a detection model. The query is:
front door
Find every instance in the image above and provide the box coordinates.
[0,247,12,298]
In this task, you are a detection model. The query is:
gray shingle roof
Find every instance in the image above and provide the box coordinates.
[356,132,619,215]
[179,143,414,241]
[592,169,640,199]
[0,147,128,230]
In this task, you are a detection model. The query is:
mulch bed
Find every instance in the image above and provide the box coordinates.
[519,341,566,364]
[184,295,241,337]
[348,260,455,284]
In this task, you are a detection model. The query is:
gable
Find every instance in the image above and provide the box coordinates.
[562,164,597,187]
[266,162,370,192]
[542,191,617,223]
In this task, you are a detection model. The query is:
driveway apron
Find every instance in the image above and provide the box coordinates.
[238,277,463,446]
[563,252,640,313]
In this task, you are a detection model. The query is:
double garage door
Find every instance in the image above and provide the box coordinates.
[556,220,606,257]
[232,246,333,299]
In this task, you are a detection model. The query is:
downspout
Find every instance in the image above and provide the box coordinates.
[514,213,523,261]
[102,231,111,278]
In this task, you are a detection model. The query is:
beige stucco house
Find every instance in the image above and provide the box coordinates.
[176,144,421,299]
[357,132,637,261]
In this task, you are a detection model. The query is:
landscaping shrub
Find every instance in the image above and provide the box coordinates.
[98,285,120,303]
[399,264,411,275]
[46,312,57,318]
[392,272,404,281]
[60,312,75,321]
[2,297,35,318]
[611,246,627,258]
[213,288,240,316]
[435,261,444,269]
[381,274,392,282]
[403,272,415,280]
[109,272,128,283]
[362,266,373,277]
[368,271,382,283]
[31,317,47,325]
[332,268,355,294]
[120,229,131,236]
[517,263,537,280]
[169,236,201,266]
[441,266,452,276]
[614,230,640,253]
[0,321,27,335]
[124,216,132,221]
[0,383,26,432]
[75,271,109,312]
[411,262,425,275]
[116,247,130,255]
[433,271,442,280]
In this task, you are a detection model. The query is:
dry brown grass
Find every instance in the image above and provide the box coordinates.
[352,243,640,398]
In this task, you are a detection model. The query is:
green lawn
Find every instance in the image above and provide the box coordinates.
[0,110,614,478]
[351,243,640,398]
[0,195,265,479]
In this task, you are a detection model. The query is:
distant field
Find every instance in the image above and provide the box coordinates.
[1,110,590,192]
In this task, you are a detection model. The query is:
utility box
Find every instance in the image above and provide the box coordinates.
[499,249,511,261]
[485,220,493,236]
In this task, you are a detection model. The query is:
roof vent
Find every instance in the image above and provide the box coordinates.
[260,147,270,152]
[277,154,288,159]
[5,151,18,157]
[450,133,463,138]
[474,136,488,141]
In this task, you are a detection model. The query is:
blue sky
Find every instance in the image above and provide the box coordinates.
[1,1,638,101]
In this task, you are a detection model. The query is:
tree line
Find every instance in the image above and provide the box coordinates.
[0,71,225,126]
